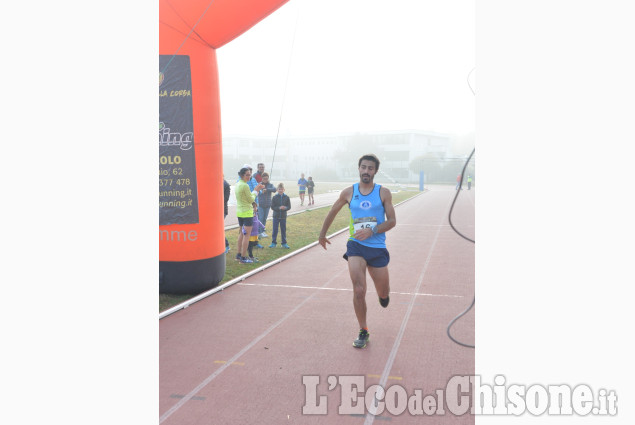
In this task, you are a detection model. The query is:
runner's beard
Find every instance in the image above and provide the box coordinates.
[360,173,373,183]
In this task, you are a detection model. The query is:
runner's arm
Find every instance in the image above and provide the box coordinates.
[318,188,351,249]
[380,187,397,232]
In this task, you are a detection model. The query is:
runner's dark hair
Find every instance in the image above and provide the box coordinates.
[358,154,380,170]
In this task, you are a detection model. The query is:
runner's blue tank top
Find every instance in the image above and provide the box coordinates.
[348,183,386,248]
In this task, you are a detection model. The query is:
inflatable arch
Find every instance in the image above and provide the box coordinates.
[159,0,289,294]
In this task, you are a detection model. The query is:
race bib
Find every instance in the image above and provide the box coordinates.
[353,216,377,233]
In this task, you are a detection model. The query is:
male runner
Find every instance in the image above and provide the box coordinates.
[297,173,308,206]
[318,154,396,348]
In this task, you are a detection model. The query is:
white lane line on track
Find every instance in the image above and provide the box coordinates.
[159,268,348,424]
[160,191,426,320]
[239,282,464,298]
[364,223,444,425]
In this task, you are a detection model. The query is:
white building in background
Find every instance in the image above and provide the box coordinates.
[222,130,452,183]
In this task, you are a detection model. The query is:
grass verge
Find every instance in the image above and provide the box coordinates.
[159,189,421,312]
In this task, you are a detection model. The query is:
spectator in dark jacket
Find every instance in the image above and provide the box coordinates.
[257,172,276,237]
[223,178,231,253]
[223,178,231,216]
[269,183,291,249]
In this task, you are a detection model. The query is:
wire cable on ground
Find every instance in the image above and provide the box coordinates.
[448,148,475,244]
[445,66,476,349]
[446,147,475,348]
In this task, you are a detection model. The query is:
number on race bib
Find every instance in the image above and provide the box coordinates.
[353,217,377,233]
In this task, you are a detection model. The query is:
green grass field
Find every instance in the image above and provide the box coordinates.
[159,189,421,312]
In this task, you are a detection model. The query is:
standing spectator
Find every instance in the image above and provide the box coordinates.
[242,164,259,200]
[223,177,231,253]
[455,174,462,190]
[269,183,291,249]
[254,163,265,183]
[297,173,308,206]
[306,176,315,205]
[235,167,264,263]
[243,206,265,263]
[241,163,263,248]
[467,175,473,190]
[257,172,276,237]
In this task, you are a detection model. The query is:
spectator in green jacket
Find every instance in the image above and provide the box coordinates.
[235,167,264,264]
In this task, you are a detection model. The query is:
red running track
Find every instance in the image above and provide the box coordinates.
[160,185,475,424]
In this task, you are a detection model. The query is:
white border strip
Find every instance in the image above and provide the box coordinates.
[159,227,348,319]
[159,190,426,320]
[239,282,464,298]
[159,268,348,423]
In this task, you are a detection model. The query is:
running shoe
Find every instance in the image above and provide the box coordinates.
[259,232,268,238]
[249,256,259,263]
[256,243,264,249]
[269,243,277,248]
[379,296,390,308]
[240,256,253,264]
[225,246,230,254]
[281,243,290,249]
[235,253,241,261]
[353,329,370,348]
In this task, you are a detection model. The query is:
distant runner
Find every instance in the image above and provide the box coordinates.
[297,173,308,206]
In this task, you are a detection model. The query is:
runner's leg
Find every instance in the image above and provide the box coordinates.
[368,265,390,299]
[347,256,368,329]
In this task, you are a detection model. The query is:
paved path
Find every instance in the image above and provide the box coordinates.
[161,185,475,424]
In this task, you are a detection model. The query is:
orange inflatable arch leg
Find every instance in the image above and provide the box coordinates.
[159,0,289,294]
